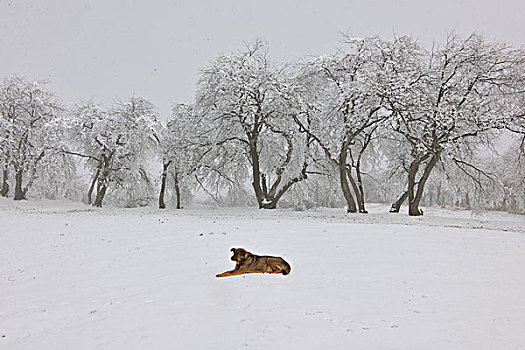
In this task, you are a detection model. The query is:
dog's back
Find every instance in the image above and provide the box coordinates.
[256,255,291,275]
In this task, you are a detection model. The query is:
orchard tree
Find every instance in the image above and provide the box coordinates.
[195,40,309,209]
[0,75,63,200]
[481,137,525,213]
[159,103,212,209]
[67,97,161,207]
[294,37,390,213]
[379,33,525,215]
[0,94,8,197]
[25,113,78,200]
[160,103,250,208]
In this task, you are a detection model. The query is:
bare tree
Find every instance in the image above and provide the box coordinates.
[67,97,160,207]
[379,33,525,215]
[195,40,309,209]
[158,104,211,209]
[294,37,390,213]
[0,76,63,200]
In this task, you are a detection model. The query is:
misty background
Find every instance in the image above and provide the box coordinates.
[1,0,524,119]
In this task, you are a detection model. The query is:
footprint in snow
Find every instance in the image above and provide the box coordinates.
[198,232,227,236]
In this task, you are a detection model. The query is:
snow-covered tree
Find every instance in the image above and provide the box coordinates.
[379,33,525,215]
[294,37,391,213]
[484,137,525,213]
[0,75,64,200]
[25,113,80,200]
[67,97,161,207]
[195,40,309,209]
[158,103,211,209]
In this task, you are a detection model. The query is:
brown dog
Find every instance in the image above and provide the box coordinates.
[216,248,291,277]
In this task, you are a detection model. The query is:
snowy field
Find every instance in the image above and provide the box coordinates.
[1,198,524,350]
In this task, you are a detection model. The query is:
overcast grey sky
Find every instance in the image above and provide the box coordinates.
[1,0,524,118]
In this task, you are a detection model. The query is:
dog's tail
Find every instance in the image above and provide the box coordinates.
[281,262,291,275]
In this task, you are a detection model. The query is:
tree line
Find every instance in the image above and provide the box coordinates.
[1,33,524,215]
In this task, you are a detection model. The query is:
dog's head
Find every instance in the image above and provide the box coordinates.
[230,248,250,262]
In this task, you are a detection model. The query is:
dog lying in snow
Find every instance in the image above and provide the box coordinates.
[216,248,291,277]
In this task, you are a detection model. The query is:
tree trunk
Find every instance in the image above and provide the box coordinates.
[248,126,308,209]
[260,201,277,209]
[13,169,26,200]
[339,143,357,213]
[1,168,9,197]
[406,158,420,215]
[436,182,442,206]
[259,172,276,208]
[92,153,114,208]
[340,164,357,213]
[249,143,265,208]
[250,141,283,209]
[94,180,107,207]
[259,164,308,210]
[159,161,170,209]
[355,168,368,214]
[408,199,424,216]
[94,170,109,208]
[346,167,367,213]
[174,172,181,209]
[87,169,100,205]
[406,156,424,216]
[408,153,440,216]
[353,131,375,214]
[261,173,268,198]
[390,191,408,213]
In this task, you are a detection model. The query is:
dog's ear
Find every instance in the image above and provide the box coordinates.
[230,248,236,252]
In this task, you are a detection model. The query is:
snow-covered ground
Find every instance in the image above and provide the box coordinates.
[1,198,524,349]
